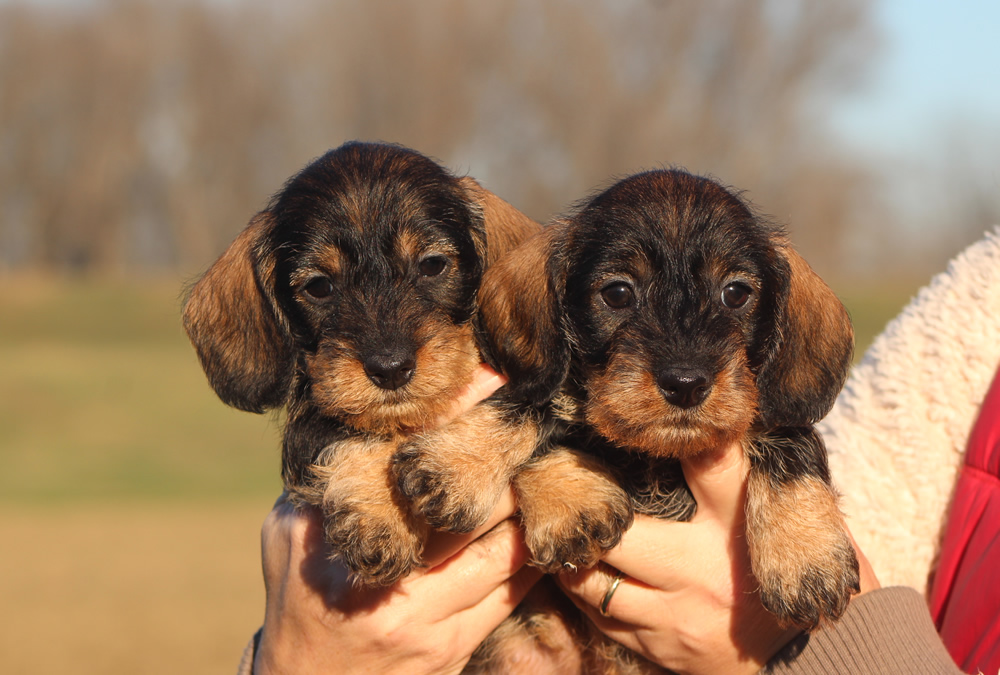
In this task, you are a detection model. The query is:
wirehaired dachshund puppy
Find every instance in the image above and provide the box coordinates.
[182,141,540,586]
[473,168,859,658]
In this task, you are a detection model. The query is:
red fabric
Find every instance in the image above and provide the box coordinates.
[929,363,1000,674]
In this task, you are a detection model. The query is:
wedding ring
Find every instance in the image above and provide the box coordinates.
[599,569,626,617]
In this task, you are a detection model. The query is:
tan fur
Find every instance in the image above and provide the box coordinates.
[477,223,569,379]
[770,243,854,417]
[466,171,857,668]
[585,350,758,458]
[300,435,429,586]
[394,228,459,264]
[289,245,343,285]
[745,469,858,630]
[468,581,587,675]
[182,212,291,412]
[470,573,660,675]
[459,176,544,267]
[306,320,480,433]
[514,447,633,572]
[394,403,541,533]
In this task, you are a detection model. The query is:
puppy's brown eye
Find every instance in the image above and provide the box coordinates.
[302,276,334,300]
[419,255,448,277]
[601,282,634,309]
[721,282,752,309]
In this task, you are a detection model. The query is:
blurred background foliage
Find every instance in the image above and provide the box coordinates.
[0,0,924,277]
[0,0,997,673]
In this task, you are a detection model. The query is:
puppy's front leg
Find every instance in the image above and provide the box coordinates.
[745,429,860,630]
[515,446,633,573]
[394,403,539,533]
[309,437,428,587]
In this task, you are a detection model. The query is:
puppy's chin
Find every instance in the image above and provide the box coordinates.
[593,416,743,458]
[306,322,481,434]
[584,352,757,459]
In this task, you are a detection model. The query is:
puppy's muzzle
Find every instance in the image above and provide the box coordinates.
[656,367,711,409]
[363,350,417,391]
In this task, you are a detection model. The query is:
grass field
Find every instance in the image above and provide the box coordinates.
[0,277,281,675]
[0,274,923,674]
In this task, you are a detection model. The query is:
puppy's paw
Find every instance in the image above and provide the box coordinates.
[323,501,424,587]
[394,404,540,533]
[525,497,632,574]
[747,474,860,630]
[393,438,498,533]
[755,532,860,630]
[515,447,634,573]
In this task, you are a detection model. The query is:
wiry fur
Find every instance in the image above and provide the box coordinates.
[468,169,858,672]
[183,141,540,586]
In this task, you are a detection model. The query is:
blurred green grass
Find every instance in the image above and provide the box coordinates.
[0,276,282,505]
[834,279,923,362]
[0,275,921,505]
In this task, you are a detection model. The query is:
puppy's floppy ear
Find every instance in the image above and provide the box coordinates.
[476,221,571,407]
[458,176,542,265]
[183,211,293,413]
[755,243,854,428]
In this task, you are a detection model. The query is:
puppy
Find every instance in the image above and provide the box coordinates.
[467,168,858,671]
[182,141,540,586]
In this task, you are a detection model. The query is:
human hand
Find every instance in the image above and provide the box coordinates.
[254,364,542,675]
[556,441,879,675]
[253,489,539,675]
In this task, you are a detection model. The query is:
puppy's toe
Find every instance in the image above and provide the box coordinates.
[747,472,862,630]
[526,518,627,575]
[395,403,540,534]
[393,442,495,533]
[524,491,633,574]
[757,535,860,630]
[514,447,634,573]
[323,503,423,587]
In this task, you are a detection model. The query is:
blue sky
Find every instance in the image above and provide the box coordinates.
[833,0,1000,161]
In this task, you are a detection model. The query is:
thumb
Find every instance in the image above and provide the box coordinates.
[680,441,749,528]
[411,364,507,432]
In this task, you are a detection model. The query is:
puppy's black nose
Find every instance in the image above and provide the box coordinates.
[363,352,416,390]
[657,368,711,409]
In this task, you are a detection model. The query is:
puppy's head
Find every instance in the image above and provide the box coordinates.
[184,141,538,433]
[481,169,853,456]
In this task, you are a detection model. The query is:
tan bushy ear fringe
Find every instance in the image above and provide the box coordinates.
[182,212,293,413]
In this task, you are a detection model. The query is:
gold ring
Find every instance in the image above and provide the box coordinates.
[599,570,626,617]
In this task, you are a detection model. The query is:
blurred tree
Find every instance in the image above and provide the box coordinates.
[0,0,878,275]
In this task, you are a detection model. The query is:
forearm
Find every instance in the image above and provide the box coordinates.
[763,587,962,674]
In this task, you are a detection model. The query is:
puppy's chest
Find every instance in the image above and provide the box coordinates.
[593,442,696,521]
[550,390,586,425]
[548,384,695,520]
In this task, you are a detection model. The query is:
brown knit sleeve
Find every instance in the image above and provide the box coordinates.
[763,587,964,674]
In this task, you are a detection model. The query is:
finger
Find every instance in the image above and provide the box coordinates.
[260,497,327,598]
[680,440,748,527]
[416,517,533,616]
[431,363,507,428]
[260,495,311,571]
[847,527,881,593]
[421,486,518,567]
[451,563,544,648]
[599,514,695,581]
[271,490,291,509]
[556,563,653,631]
